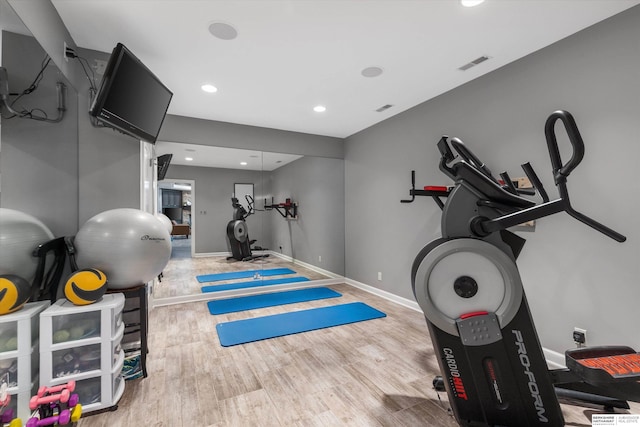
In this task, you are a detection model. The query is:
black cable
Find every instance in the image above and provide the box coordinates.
[77,55,97,91]
[1,54,53,119]
[65,47,97,91]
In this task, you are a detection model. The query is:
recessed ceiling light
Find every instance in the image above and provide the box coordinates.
[201,84,218,93]
[185,157,193,161]
[208,22,238,40]
[240,161,248,166]
[361,67,383,78]
[461,0,485,7]
[313,105,326,113]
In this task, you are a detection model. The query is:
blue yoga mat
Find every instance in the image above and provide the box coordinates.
[201,276,310,293]
[196,268,295,283]
[207,287,341,315]
[216,302,386,346]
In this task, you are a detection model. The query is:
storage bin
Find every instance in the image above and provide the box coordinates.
[39,294,125,413]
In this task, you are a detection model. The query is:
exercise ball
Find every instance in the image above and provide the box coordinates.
[64,268,108,305]
[0,274,31,315]
[0,208,54,283]
[74,208,171,289]
[155,213,173,235]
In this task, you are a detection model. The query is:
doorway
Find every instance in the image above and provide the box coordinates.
[158,179,195,259]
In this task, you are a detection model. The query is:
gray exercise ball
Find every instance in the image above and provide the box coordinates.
[75,208,171,289]
[155,212,173,235]
[0,208,54,283]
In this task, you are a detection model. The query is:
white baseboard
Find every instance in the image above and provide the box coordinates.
[343,277,422,312]
[267,251,342,279]
[544,348,566,369]
[194,251,229,258]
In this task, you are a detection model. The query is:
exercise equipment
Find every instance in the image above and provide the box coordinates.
[26,381,81,426]
[74,208,171,289]
[63,269,108,306]
[216,302,386,347]
[406,110,638,426]
[196,267,295,283]
[264,197,298,219]
[201,276,310,293]
[207,287,341,315]
[0,275,31,315]
[226,196,268,262]
[154,212,173,235]
[0,209,54,284]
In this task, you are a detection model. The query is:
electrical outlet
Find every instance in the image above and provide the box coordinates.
[318,255,322,262]
[573,327,587,346]
[377,272,382,281]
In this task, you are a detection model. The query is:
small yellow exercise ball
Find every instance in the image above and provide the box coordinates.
[0,274,31,315]
[64,269,108,305]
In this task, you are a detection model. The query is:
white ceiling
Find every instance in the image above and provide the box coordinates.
[50,0,640,141]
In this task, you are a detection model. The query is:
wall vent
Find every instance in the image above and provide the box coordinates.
[375,104,394,112]
[458,55,491,71]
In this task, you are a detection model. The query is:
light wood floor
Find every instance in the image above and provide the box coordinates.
[154,238,331,300]
[77,276,640,426]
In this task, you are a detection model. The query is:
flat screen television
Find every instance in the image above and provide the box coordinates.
[157,153,172,181]
[89,43,173,143]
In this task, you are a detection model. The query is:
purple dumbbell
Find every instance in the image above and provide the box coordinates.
[26,409,71,426]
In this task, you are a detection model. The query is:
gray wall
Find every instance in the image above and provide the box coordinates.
[344,6,640,354]
[268,156,345,275]
[1,31,79,237]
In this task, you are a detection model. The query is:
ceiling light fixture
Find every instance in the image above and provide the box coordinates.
[240,161,248,166]
[201,84,218,93]
[185,157,193,161]
[461,0,485,7]
[313,105,326,113]
[361,67,383,78]
[208,22,238,40]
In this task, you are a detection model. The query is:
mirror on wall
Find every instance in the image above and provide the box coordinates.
[152,141,345,304]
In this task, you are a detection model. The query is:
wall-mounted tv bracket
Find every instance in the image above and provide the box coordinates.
[400,170,451,209]
[265,197,298,219]
[0,67,66,123]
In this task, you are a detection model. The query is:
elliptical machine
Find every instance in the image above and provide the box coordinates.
[226,195,268,262]
[405,110,639,426]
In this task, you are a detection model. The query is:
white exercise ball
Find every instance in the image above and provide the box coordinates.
[155,213,173,235]
[0,208,54,283]
[75,208,171,289]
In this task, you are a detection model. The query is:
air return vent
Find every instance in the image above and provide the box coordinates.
[458,55,491,71]
[375,104,394,112]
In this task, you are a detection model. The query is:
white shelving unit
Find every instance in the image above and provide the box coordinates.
[39,294,125,414]
[0,300,50,420]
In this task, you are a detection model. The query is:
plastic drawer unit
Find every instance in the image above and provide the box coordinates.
[39,294,125,414]
[0,301,49,420]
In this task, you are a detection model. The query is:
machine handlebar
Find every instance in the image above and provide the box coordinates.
[544,110,585,185]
